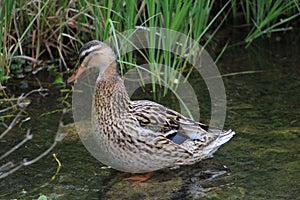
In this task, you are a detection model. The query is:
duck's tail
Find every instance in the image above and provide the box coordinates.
[201,129,235,159]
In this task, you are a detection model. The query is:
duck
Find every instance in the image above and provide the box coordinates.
[68,40,235,182]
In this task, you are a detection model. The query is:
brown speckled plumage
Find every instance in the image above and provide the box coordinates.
[69,40,235,173]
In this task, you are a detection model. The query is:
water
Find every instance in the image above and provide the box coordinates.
[1,32,299,199]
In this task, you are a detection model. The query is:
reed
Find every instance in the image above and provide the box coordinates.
[0,0,14,82]
[118,0,227,97]
[232,0,300,45]
[1,0,299,85]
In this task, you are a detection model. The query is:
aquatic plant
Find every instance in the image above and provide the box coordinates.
[0,0,14,82]
[0,0,299,85]
[0,0,226,100]
[231,0,300,45]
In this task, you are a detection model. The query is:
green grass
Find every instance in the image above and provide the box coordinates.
[0,0,299,86]
[0,0,14,82]
[232,0,300,45]
[107,0,229,97]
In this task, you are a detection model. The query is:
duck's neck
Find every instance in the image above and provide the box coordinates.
[93,62,130,120]
[99,62,119,80]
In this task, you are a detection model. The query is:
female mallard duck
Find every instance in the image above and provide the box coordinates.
[68,40,235,181]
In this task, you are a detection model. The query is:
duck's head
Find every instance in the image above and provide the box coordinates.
[68,40,117,83]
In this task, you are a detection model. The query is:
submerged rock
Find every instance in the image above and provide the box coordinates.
[101,161,231,199]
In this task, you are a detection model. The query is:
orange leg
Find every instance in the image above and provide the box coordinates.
[123,172,154,182]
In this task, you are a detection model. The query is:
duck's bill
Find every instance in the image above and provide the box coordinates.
[67,65,87,83]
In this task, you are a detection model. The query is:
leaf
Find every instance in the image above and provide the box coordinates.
[53,77,64,85]
[37,195,47,200]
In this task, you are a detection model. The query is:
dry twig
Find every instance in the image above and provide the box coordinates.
[0,88,67,179]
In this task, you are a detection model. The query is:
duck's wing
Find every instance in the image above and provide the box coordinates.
[130,100,235,159]
[130,100,221,144]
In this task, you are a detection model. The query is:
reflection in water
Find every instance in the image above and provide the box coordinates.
[0,32,299,199]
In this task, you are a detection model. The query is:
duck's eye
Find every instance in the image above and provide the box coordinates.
[78,50,93,64]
